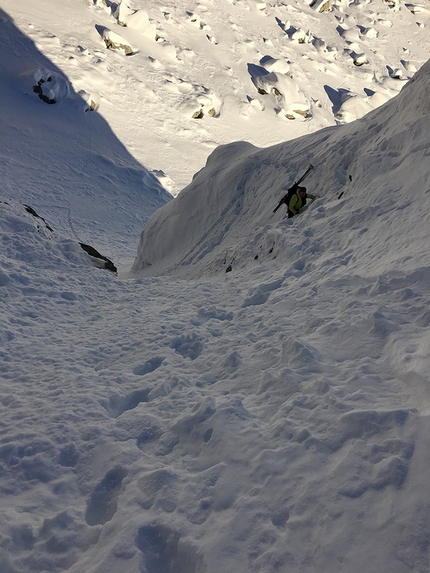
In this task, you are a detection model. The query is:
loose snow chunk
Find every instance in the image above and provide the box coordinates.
[284,20,313,43]
[360,26,379,39]
[114,1,134,27]
[260,56,290,75]
[337,26,361,43]
[312,37,338,60]
[127,10,157,39]
[352,53,368,67]
[78,90,100,112]
[335,93,367,122]
[179,90,221,119]
[335,90,390,123]
[102,29,133,55]
[291,28,310,43]
[388,66,404,79]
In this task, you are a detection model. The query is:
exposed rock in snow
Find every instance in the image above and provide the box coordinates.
[114,0,134,27]
[32,69,73,104]
[249,65,310,120]
[101,28,133,55]
[79,243,117,273]
[310,0,331,12]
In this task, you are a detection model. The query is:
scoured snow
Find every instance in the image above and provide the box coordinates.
[1,1,430,573]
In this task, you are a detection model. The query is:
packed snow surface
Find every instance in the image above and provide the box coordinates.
[1,1,430,573]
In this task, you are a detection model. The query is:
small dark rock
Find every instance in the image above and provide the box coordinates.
[79,243,117,273]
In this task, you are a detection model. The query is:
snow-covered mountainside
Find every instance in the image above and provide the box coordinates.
[1,53,429,573]
[2,0,430,197]
[1,2,430,573]
[131,58,430,279]
[0,8,171,270]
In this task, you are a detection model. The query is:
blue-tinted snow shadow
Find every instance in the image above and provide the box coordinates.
[324,84,351,116]
[0,8,172,260]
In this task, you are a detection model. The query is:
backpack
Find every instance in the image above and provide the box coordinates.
[283,183,299,206]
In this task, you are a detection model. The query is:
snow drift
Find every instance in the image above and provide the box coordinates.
[131,59,430,279]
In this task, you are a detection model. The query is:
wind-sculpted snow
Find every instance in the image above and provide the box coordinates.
[3,0,430,196]
[132,59,430,279]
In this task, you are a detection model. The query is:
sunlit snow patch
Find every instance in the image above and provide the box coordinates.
[179,88,221,119]
[249,64,310,120]
[127,9,157,39]
[335,90,392,123]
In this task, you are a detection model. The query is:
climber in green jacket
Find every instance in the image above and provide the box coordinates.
[287,186,317,218]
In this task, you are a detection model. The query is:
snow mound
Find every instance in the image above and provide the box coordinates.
[32,68,73,104]
[127,9,157,38]
[249,63,310,120]
[131,59,430,279]
[100,27,134,55]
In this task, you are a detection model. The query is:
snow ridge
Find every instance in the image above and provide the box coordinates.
[131,58,430,279]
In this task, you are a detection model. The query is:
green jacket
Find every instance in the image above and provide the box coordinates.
[288,190,316,215]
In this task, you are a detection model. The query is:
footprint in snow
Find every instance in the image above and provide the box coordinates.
[101,388,150,418]
[85,466,128,526]
[242,278,284,307]
[197,306,234,322]
[135,524,205,573]
[170,333,204,360]
[133,356,165,376]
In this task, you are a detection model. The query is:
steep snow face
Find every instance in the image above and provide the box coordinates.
[2,105,430,572]
[131,59,430,279]
[0,9,172,270]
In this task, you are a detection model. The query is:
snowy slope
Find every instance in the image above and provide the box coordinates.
[1,2,430,573]
[0,8,171,270]
[131,58,430,278]
[1,61,430,573]
[2,0,430,198]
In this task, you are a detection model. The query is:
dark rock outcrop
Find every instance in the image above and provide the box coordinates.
[79,243,117,273]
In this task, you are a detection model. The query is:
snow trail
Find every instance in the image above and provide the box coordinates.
[0,2,430,572]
